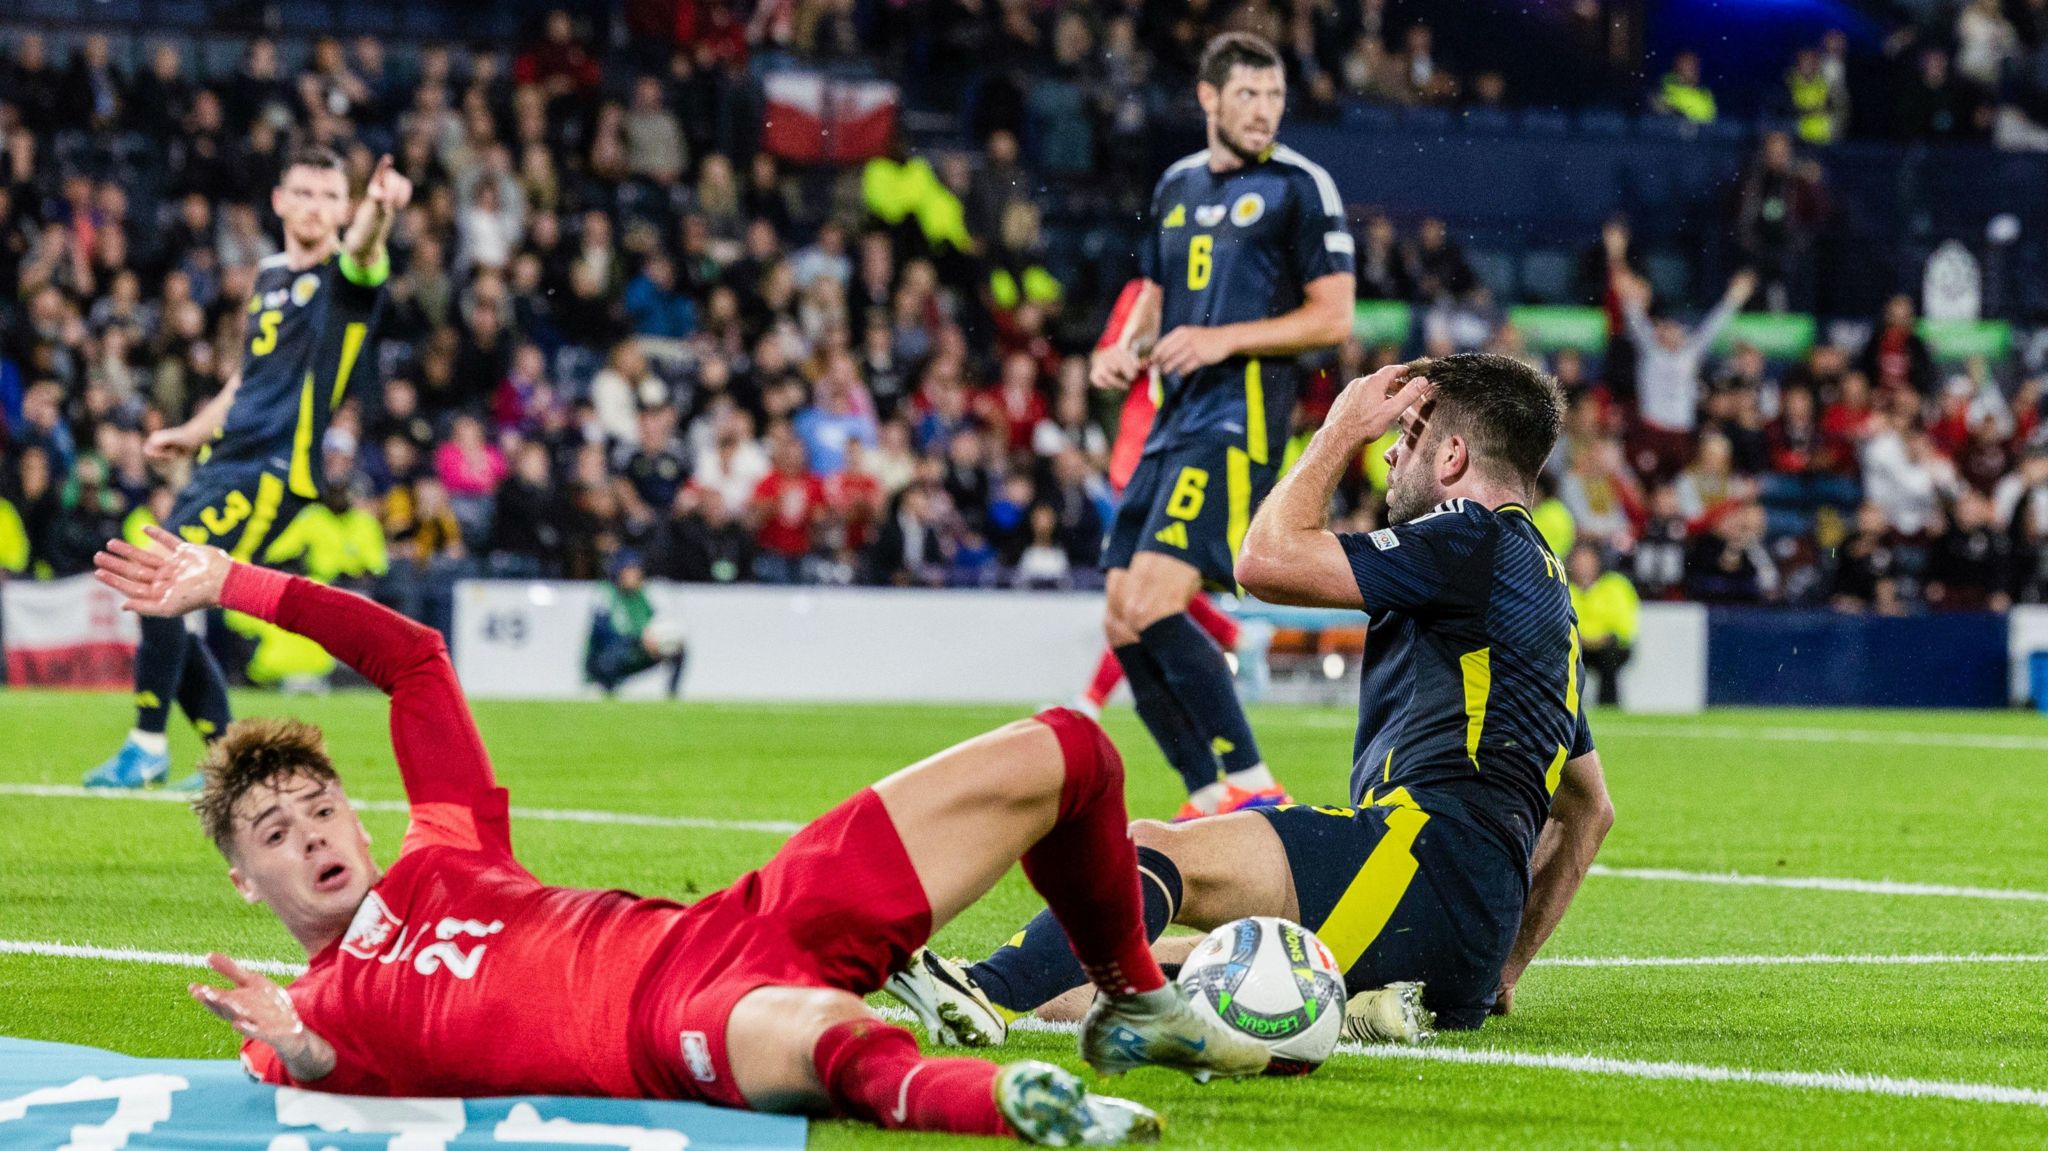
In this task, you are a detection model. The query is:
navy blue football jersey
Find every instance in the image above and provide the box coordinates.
[1136,145,1354,466]
[204,251,385,498]
[1340,500,1594,868]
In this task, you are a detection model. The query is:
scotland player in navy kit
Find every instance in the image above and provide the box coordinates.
[86,148,409,788]
[889,356,1615,1050]
[1092,33,1355,819]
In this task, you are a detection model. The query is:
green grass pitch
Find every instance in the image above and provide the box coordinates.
[4,691,2048,1149]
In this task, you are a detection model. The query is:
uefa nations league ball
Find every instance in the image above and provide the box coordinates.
[1177,916,1347,1075]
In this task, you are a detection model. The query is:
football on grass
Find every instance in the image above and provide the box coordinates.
[1177,916,1346,1075]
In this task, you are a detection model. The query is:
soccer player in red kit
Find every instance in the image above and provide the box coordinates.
[92,527,1268,1146]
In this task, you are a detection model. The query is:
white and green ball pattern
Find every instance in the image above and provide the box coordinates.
[1177,916,1347,1076]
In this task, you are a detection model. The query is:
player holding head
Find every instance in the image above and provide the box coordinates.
[893,354,1614,1043]
[92,527,1267,1145]
[1091,32,1355,819]
[87,148,408,789]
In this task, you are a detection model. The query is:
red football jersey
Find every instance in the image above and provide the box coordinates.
[229,573,693,1098]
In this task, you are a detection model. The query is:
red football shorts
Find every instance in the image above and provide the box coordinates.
[627,788,931,1107]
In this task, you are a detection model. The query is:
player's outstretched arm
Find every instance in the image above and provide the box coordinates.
[341,154,413,281]
[1492,750,1614,1014]
[146,373,240,461]
[1237,363,1431,607]
[190,952,336,1083]
[95,527,498,804]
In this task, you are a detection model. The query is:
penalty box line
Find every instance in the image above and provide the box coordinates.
[10,783,2048,905]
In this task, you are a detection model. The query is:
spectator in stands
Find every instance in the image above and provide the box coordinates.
[1781,46,1848,146]
[1622,269,1756,482]
[1391,22,1459,104]
[656,483,752,584]
[1830,501,1905,614]
[1631,483,1690,600]
[434,413,507,540]
[619,396,691,512]
[1674,431,1752,522]
[1769,385,1845,475]
[624,255,697,339]
[1014,503,1073,589]
[1652,49,1716,124]
[1684,500,1779,603]
[1860,412,1960,536]
[1568,544,1640,706]
[623,74,687,188]
[750,433,824,583]
[1411,216,1477,302]
[1353,213,1415,301]
[1734,132,1826,312]
[1925,489,2014,610]
[870,481,948,586]
[489,440,567,578]
[1559,437,1642,550]
[1895,48,1989,140]
[1860,294,1935,398]
[1957,0,2023,90]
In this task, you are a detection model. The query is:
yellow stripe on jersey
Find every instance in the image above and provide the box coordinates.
[287,372,319,499]
[1315,801,1430,972]
[1244,358,1267,465]
[1545,744,1568,796]
[1225,445,1252,569]
[1461,647,1492,770]
[331,321,369,408]
[231,473,288,562]
[1565,624,1582,720]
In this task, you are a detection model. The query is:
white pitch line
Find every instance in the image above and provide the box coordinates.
[13,940,2048,1108]
[11,784,2048,905]
[1270,712,2048,753]
[1346,1045,2048,1108]
[1588,865,2048,903]
[0,783,805,835]
[0,939,305,978]
[1529,952,2048,968]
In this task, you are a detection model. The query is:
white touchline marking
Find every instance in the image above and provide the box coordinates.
[1587,865,2048,903]
[0,784,806,835]
[873,1007,2048,1107]
[1528,952,2048,968]
[1343,1046,2048,1108]
[0,939,306,977]
[14,940,2048,1106]
[12,783,2048,904]
[1271,711,2048,753]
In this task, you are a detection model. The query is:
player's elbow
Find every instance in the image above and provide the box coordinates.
[1234,539,1292,603]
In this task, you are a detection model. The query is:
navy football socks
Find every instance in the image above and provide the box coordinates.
[1140,613,1264,777]
[971,846,1184,1012]
[1115,641,1220,794]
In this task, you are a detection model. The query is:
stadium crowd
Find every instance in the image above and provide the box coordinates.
[1,1,2046,638]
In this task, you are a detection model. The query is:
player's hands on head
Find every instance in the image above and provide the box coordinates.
[1324,362,1433,448]
[1150,325,1237,378]
[93,525,231,617]
[1089,344,1144,390]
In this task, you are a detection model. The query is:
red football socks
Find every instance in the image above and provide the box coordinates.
[1024,709,1169,997]
[1082,647,1124,708]
[1083,598,1241,709]
[813,1018,1009,1135]
[1186,593,1242,650]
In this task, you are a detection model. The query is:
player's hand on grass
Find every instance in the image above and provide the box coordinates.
[1491,982,1514,1016]
[1150,324,1237,377]
[1089,344,1144,390]
[191,952,336,1080]
[1324,362,1434,449]
[93,525,231,617]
